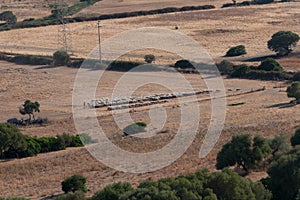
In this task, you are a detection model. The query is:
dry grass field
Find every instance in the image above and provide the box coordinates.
[0,60,300,198]
[0,2,299,64]
[0,0,79,21]
[73,0,229,18]
[0,1,300,199]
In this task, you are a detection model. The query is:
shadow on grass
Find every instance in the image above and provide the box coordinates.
[266,102,296,109]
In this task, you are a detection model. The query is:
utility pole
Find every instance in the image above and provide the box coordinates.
[97,21,102,64]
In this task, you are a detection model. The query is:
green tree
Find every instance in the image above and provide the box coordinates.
[291,128,300,147]
[268,134,289,158]
[174,59,194,69]
[0,11,17,24]
[91,182,133,200]
[230,65,250,78]
[257,58,283,71]
[61,174,88,193]
[144,54,155,63]
[268,31,300,56]
[253,0,274,4]
[0,123,26,158]
[53,50,70,66]
[54,191,86,200]
[287,82,300,101]
[216,134,271,173]
[217,60,234,75]
[19,100,40,121]
[225,45,246,57]
[266,146,300,200]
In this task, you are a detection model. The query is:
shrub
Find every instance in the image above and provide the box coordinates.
[91,182,133,200]
[217,60,234,75]
[253,0,274,4]
[291,128,300,147]
[174,59,194,69]
[268,31,300,56]
[230,64,250,78]
[293,72,300,81]
[144,54,155,63]
[9,55,52,65]
[54,191,86,200]
[225,45,246,57]
[61,174,88,193]
[123,122,147,136]
[0,11,17,24]
[257,58,283,71]
[53,50,70,66]
[287,82,300,100]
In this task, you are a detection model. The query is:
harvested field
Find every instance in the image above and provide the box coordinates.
[0,61,300,198]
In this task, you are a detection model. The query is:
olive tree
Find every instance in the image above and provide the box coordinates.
[268,31,300,56]
[287,82,300,101]
[216,134,271,173]
[19,100,40,121]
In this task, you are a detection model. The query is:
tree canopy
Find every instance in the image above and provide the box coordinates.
[19,100,40,120]
[287,82,300,100]
[268,31,300,56]
[216,134,271,172]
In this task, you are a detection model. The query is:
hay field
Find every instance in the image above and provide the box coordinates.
[0,0,79,21]
[0,1,300,199]
[0,2,299,64]
[74,0,229,18]
[0,60,300,198]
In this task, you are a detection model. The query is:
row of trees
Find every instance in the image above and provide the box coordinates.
[0,123,92,159]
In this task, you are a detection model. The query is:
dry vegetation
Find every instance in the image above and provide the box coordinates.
[0,0,79,21]
[0,0,300,199]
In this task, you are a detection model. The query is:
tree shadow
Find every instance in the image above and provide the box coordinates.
[266,102,296,109]
[34,65,56,70]
[242,54,278,62]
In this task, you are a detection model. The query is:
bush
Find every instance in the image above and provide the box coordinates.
[9,55,52,65]
[293,72,300,81]
[287,82,300,100]
[230,64,250,78]
[217,60,234,75]
[123,122,147,136]
[144,54,155,63]
[61,174,88,193]
[174,59,194,69]
[225,45,246,57]
[53,50,70,66]
[54,191,86,200]
[291,128,300,147]
[253,0,274,4]
[257,58,283,71]
[0,11,17,24]
[91,182,133,200]
[268,31,300,56]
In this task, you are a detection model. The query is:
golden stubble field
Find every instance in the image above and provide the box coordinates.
[0,2,299,63]
[0,60,300,198]
[0,1,300,199]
